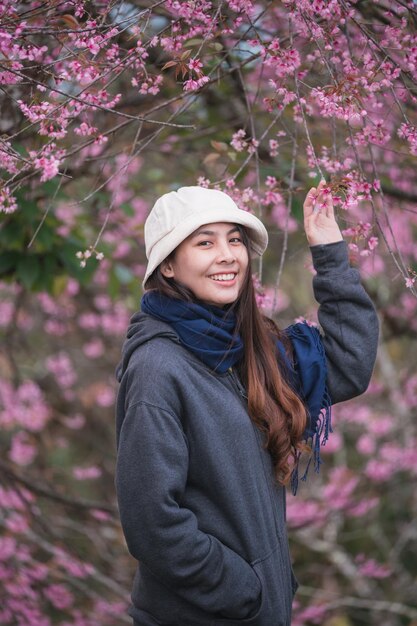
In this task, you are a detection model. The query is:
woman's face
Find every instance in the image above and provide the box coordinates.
[160,222,249,307]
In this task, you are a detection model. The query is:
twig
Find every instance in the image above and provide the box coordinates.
[272,127,298,311]
[298,585,417,619]
[0,459,117,515]
[27,170,66,249]
[0,64,195,129]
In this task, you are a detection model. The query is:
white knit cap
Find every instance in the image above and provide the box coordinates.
[143,186,268,287]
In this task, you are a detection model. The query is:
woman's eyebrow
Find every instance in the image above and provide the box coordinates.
[192,227,240,238]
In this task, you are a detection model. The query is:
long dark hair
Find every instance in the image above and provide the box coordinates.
[145,226,308,485]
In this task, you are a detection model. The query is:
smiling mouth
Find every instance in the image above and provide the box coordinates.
[208,273,237,282]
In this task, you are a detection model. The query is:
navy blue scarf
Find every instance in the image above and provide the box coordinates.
[141,291,244,374]
[282,324,332,494]
[141,291,331,494]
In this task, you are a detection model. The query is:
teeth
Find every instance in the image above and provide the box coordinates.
[210,273,236,281]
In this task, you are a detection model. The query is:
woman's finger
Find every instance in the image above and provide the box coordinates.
[324,189,334,219]
[303,186,317,216]
[312,179,326,214]
[315,179,334,219]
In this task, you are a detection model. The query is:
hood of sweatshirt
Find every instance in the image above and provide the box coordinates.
[116,312,180,382]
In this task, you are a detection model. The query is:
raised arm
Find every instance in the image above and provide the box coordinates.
[303,180,379,404]
[311,241,378,402]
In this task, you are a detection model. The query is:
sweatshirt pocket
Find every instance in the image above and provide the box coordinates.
[212,540,293,626]
[130,606,167,625]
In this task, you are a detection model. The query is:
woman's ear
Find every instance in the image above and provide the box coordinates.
[160,259,175,278]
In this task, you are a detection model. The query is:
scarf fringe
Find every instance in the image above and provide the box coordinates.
[287,322,333,496]
[291,393,332,496]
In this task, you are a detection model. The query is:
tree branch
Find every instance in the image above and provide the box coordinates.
[0,459,118,515]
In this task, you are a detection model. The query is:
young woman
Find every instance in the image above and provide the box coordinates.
[115,183,378,626]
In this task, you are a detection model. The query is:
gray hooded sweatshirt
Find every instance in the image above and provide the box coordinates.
[115,241,379,626]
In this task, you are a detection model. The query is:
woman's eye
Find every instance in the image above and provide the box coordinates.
[196,237,242,246]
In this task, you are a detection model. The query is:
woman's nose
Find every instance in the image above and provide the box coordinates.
[216,241,236,264]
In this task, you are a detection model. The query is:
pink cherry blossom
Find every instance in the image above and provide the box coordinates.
[9,432,37,466]
[73,465,102,480]
[43,584,74,610]
[46,353,77,389]
[0,186,17,213]
[356,555,391,579]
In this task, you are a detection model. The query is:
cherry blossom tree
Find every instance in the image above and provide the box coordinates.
[1,1,417,624]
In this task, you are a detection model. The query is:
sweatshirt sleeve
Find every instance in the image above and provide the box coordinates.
[115,398,261,619]
[310,240,379,404]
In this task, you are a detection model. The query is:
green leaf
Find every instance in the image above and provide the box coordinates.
[108,268,120,299]
[10,142,26,157]
[41,179,62,197]
[32,224,56,252]
[77,257,99,285]
[58,245,81,272]
[114,263,134,284]
[38,254,60,293]
[120,203,135,217]
[17,255,40,289]
[42,253,58,274]
[0,220,23,248]
[184,38,203,47]
[57,245,97,284]
[0,252,19,275]
[52,275,69,296]
[148,168,164,181]
[18,199,39,220]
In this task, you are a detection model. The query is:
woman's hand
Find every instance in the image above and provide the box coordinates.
[303,179,344,246]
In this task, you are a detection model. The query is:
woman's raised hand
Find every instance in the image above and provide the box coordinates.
[303,179,344,246]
